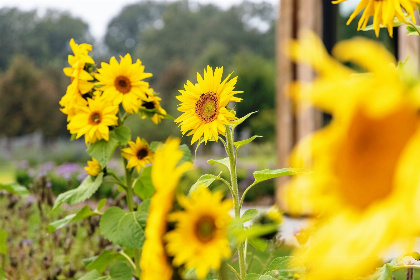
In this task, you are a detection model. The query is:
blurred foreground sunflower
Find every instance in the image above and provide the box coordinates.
[165,188,232,279]
[281,32,420,280]
[175,65,242,144]
[140,138,192,280]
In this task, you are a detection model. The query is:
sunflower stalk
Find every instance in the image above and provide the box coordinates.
[225,125,246,279]
[122,154,142,278]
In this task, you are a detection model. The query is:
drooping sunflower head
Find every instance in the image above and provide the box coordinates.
[140,138,193,280]
[165,187,232,279]
[139,90,167,124]
[84,158,102,177]
[67,94,119,145]
[95,54,152,114]
[121,137,153,173]
[175,65,243,144]
[333,0,419,37]
[281,32,420,279]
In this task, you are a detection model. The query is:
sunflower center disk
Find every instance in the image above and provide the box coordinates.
[195,92,219,123]
[89,112,101,125]
[114,75,132,94]
[137,148,148,160]
[195,216,216,243]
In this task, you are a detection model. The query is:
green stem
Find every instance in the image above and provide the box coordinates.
[119,251,137,271]
[122,155,141,277]
[408,21,420,36]
[239,182,257,209]
[227,264,241,280]
[225,125,246,280]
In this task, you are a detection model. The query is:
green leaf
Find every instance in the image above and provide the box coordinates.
[78,270,104,280]
[100,207,147,249]
[52,173,104,211]
[0,230,7,255]
[234,135,262,150]
[253,168,308,184]
[133,166,155,200]
[138,198,151,213]
[230,111,258,128]
[48,205,96,233]
[208,157,230,172]
[266,256,305,277]
[234,224,279,243]
[241,208,259,223]
[179,144,192,165]
[113,126,131,146]
[188,172,222,195]
[0,182,29,197]
[248,237,267,252]
[86,251,126,274]
[87,134,119,167]
[244,274,261,280]
[97,198,107,210]
[109,262,132,280]
[0,268,5,280]
[258,276,276,280]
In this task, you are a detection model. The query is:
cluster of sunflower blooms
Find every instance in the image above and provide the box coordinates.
[59,38,166,175]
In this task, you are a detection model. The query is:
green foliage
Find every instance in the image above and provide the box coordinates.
[188,172,222,195]
[208,157,231,172]
[109,262,132,280]
[99,207,147,249]
[234,135,262,150]
[253,168,309,184]
[86,131,122,168]
[230,52,275,136]
[0,182,29,197]
[86,251,126,274]
[48,205,97,233]
[52,173,104,211]
[0,8,90,70]
[0,229,7,255]
[0,56,67,137]
[133,166,155,200]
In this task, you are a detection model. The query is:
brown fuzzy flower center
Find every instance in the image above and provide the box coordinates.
[195,215,216,243]
[114,75,132,94]
[89,112,102,125]
[195,92,219,123]
[137,148,149,160]
[335,106,417,210]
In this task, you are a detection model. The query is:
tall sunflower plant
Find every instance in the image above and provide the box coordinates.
[51,39,180,279]
[52,39,304,280]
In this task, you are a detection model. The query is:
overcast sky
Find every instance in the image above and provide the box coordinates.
[0,0,283,39]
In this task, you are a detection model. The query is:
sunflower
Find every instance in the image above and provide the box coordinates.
[140,138,193,280]
[165,188,232,279]
[175,65,242,144]
[333,0,420,37]
[281,32,420,279]
[121,137,153,173]
[84,158,102,176]
[67,94,119,145]
[95,54,152,114]
[139,90,167,124]
[60,39,95,117]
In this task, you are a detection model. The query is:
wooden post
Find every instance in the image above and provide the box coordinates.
[275,0,325,207]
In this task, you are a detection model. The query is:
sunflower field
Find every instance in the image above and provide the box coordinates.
[3,0,420,279]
